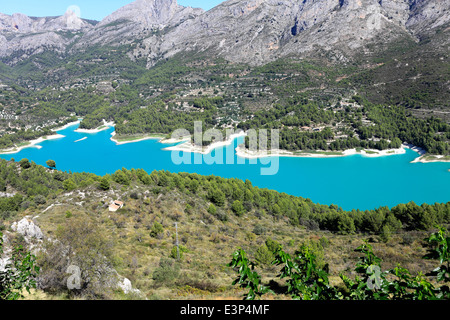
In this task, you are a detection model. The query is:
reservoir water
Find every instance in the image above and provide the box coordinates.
[1,123,449,211]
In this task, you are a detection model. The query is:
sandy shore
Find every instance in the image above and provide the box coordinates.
[404,144,450,163]
[0,134,65,155]
[236,142,450,164]
[235,144,409,160]
[414,156,450,163]
[75,120,114,133]
[51,120,81,132]
[110,131,176,145]
[160,136,192,144]
[162,132,247,154]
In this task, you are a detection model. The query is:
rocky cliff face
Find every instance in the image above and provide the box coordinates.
[98,0,201,28]
[0,0,448,66]
[75,0,204,48]
[141,0,449,66]
[407,0,450,36]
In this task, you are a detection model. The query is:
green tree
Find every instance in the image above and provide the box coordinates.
[337,214,356,234]
[98,177,110,191]
[188,179,199,194]
[19,159,31,169]
[231,200,245,216]
[63,179,77,191]
[208,188,226,207]
[112,169,130,186]
[46,160,56,170]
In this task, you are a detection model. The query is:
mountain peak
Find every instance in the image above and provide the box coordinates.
[98,0,198,28]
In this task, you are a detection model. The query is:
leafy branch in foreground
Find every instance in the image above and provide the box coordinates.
[229,227,450,300]
[0,232,40,300]
[228,249,273,300]
[422,226,450,297]
[273,244,339,300]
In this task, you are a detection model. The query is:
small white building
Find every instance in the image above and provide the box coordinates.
[109,200,124,212]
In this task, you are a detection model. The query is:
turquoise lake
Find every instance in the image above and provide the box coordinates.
[1,123,449,211]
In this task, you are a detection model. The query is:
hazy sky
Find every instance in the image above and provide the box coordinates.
[0,0,224,21]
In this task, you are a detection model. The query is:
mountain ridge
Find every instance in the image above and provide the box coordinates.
[0,0,448,67]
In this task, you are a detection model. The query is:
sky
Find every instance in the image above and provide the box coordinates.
[0,0,224,21]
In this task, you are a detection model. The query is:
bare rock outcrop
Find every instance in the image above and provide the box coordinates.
[11,217,44,241]
[1,0,448,66]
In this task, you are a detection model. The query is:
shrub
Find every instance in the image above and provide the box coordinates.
[170,245,188,260]
[253,224,266,235]
[185,204,193,214]
[266,238,282,253]
[0,232,40,300]
[36,215,116,299]
[152,258,180,287]
[150,222,164,238]
[130,191,139,199]
[207,204,217,215]
[34,195,47,205]
[231,200,245,216]
[216,210,228,222]
[255,245,274,266]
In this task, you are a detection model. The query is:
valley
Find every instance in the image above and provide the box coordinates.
[0,0,449,303]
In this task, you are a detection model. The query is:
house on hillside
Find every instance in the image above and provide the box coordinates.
[109,200,124,212]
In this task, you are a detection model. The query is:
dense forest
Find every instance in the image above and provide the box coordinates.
[1,159,448,237]
[239,96,450,154]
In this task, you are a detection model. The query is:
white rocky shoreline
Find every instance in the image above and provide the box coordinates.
[1,121,448,164]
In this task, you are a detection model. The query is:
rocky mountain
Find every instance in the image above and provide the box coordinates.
[0,10,96,64]
[0,10,94,33]
[407,0,450,35]
[76,0,204,48]
[0,0,448,67]
[137,0,450,66]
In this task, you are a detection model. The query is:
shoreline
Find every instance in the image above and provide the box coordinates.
[234,144,407,159]
[0,134,65,155]
[110,131,173,145]
[51,120,81,132]
[162,131,247,154]
[75,120,115,134]
[235,142,450,163]
[2,122,449,164]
